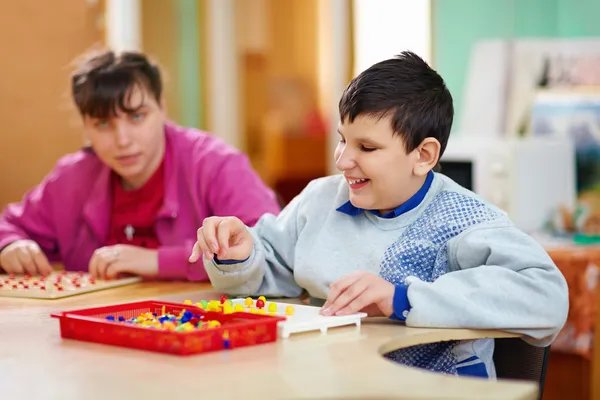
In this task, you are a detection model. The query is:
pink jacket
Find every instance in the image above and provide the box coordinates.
[0,122,280,280]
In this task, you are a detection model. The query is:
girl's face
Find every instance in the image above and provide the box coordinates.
[83,85,166,189]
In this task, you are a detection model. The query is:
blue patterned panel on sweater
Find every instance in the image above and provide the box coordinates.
[379,190,501,375]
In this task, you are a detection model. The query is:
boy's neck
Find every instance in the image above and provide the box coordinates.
[378,173,430,215]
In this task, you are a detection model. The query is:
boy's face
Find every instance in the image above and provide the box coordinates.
[83,85,167,189]
[335,115,427,214]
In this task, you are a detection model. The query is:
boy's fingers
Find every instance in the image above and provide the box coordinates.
[190,230,213,262]
[322,273,361,311]
[188,243,203,263]
[188,244,200,263]
[201,218,220,253]
[216,220,231,255]
[325,281,368,316]
[335,290,374,316]
[322,283,347,311]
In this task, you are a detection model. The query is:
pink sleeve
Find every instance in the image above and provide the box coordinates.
[0,170,60,260]
[207,153,281,226]
[157,240,208,281]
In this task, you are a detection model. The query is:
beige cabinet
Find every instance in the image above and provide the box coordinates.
[0,0,103,207]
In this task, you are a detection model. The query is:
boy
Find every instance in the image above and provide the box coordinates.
[189,51,568,378]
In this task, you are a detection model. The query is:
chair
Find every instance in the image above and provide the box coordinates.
[493,337,551,400]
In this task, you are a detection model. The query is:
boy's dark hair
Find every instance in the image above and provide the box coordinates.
[71,50,163,119]
[339,51,454,157]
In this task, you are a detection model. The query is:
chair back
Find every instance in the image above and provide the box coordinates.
[493,337,550,400]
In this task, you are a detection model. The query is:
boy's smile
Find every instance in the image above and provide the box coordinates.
[345,176,370,190]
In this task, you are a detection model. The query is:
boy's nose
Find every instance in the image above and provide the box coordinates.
[335,149,356,172]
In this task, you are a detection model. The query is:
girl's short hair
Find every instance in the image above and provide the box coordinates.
[71,50,162,119]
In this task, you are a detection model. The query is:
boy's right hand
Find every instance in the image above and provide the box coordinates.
[0,240,53,276]
[189,216,254,263]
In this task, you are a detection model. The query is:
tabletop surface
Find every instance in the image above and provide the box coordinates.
[0,281,539,400]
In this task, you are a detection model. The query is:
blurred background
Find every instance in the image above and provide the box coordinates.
[2,1,600,398]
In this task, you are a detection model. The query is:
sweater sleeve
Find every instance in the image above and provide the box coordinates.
[401,219,569,347]
[202,183,310,298]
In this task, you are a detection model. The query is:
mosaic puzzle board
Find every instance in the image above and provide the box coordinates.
[229,298,367,338]
[0,271,142,299]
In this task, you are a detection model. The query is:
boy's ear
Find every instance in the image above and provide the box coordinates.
[413,138,440,176]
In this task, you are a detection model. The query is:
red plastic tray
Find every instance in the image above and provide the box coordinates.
[51,300,286,355]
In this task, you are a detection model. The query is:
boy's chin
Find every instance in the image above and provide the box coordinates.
[348,197,375,211]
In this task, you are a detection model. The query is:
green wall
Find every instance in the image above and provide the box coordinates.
[433,0,600,131]
[178,0,202,129]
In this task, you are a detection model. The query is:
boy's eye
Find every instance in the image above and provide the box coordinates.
[131,113,145,121]
[360,145,377,152]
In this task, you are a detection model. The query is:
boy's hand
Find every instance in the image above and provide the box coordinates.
[0,240,53,276]
[189,216,253,263]
[321,271,395,317]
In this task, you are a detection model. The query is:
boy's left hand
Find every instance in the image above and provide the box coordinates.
[320,271,395,317]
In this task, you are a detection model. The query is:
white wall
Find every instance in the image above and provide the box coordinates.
[206,0,241,149]
[318,0,351,175]
[353,0,431,75]
[104,0,141,52]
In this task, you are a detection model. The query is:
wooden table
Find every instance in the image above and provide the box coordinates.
[0,281,539,399]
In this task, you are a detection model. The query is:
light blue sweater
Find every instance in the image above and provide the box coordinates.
[204,172,569,378]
